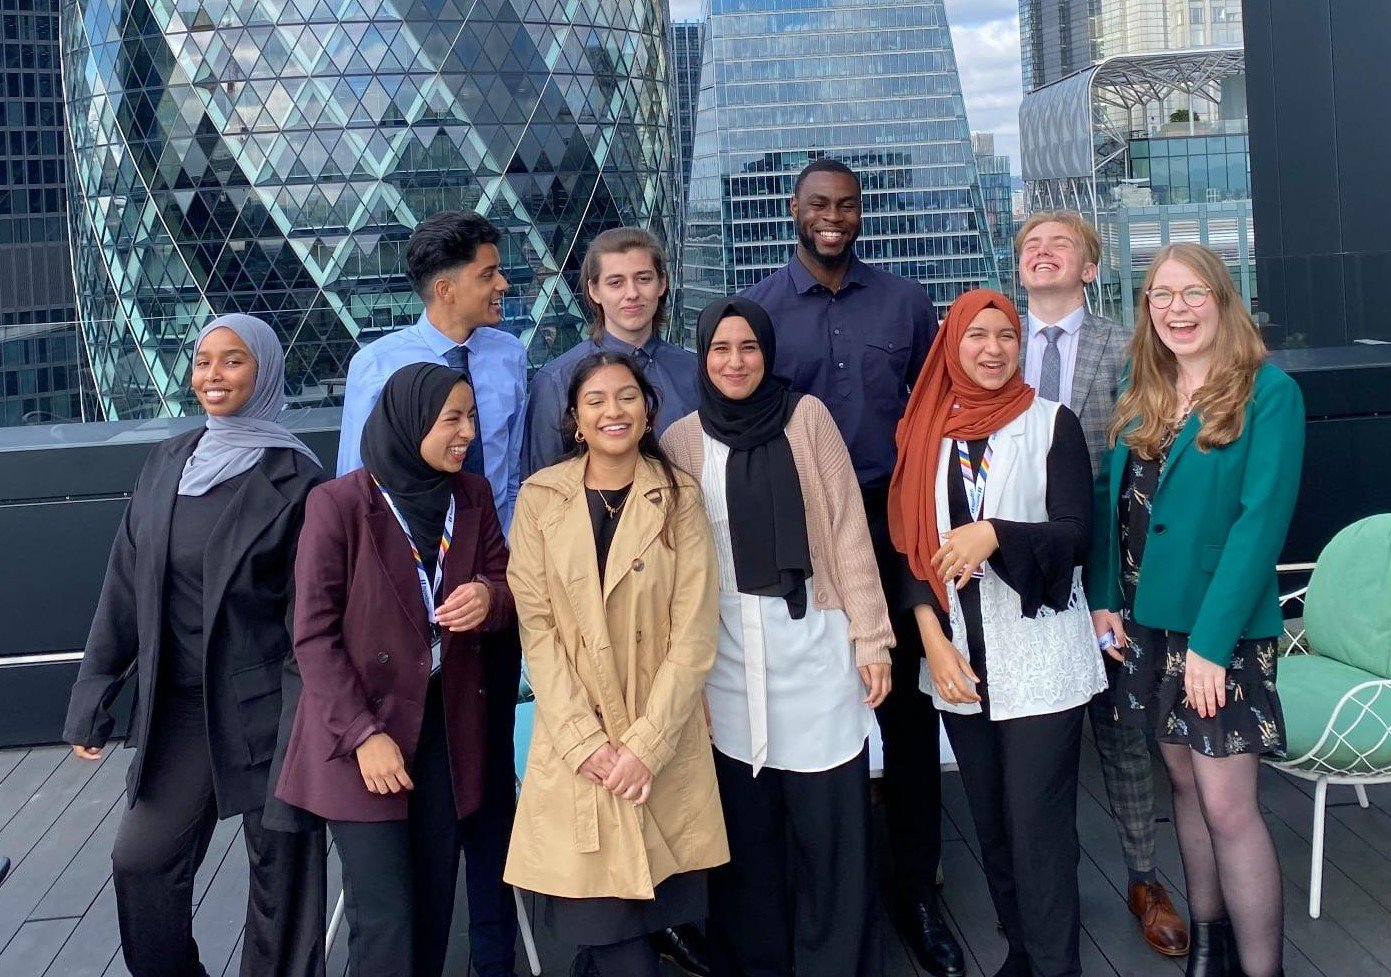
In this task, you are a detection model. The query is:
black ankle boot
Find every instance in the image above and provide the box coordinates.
[1185,919,1229,977]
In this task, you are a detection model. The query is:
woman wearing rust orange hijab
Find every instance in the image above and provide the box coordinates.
[889,289,1104,977]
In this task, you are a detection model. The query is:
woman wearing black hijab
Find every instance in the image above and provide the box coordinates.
[661,297,895,977]
[276,363,515,977]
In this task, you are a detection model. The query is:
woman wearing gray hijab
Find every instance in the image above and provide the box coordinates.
[64,314,328,977]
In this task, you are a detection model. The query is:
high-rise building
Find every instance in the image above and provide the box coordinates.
[0,0,90,426]
[671,20,703,202]
[972,134,1020,307]
[63,0,677,420]
[682,0,997,333]
[1020,0,1096,93]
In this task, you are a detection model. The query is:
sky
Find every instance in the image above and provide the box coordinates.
[668,0,1025,175]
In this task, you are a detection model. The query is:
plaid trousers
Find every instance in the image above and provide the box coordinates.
[1087,668,1158,874]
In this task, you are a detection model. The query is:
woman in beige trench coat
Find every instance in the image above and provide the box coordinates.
[505,350,728,976]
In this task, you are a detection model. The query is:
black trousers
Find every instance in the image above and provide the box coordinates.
[708,747,879,977]
[112,687,326,977]
[943,705,1085,977]
[460,625,521,977]
[331,679,462,977]
[862,486,943,904]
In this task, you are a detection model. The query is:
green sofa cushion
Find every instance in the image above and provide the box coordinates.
[1304,514,1391,677]
[1278,653,1391,774]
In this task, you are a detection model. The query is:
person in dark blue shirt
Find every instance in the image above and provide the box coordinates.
[522,227,698,479]
[741,159,962,977]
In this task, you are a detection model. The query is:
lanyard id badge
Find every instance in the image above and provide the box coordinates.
[955,437,993,579]
[372,476,454,671]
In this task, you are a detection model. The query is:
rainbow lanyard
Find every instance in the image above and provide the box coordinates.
[955,437,994,522]
[371,475,454,630]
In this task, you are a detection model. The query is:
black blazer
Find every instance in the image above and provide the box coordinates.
[63,428,326,817]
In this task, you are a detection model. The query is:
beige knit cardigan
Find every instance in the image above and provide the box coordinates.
[660,395,894,667]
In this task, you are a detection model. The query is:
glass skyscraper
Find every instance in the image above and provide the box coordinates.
[681,0,997,331]
[1,0,90,426]
[671,19,703,201]
[63,0,676,420]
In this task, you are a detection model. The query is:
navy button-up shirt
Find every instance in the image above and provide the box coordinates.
[521,330,699,479]
[741,254,938,487]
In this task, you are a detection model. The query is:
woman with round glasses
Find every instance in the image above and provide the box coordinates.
[1088,243,1304,977]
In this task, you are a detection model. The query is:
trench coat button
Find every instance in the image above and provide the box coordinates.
[377,651,390,664]
[631,558,645,572]
[816,591,828,603]
[636,629,643,642]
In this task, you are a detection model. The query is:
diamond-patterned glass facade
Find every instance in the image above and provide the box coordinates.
[63,0,677,419]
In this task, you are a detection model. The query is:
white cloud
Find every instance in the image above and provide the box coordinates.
[944,1,1023,174]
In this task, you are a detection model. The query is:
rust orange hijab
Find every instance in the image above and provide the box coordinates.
[888,288,1035,606]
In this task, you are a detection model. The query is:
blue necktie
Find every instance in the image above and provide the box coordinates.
[444,344,486,477]
[1039,326,1064,402]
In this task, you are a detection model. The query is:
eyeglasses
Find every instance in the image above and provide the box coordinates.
[1146,285,1213,310]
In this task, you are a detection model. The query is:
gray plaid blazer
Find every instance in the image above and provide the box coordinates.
[1022,310,1131,476]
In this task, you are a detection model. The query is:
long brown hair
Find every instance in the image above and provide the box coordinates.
[578,228,670,341]
[561,351,681,546]
[1110,243,1266,458]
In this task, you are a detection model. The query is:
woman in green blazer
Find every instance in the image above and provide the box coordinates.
[1088,243,1303,977]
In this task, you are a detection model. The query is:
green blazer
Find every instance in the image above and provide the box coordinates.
[1086,363,1305,666]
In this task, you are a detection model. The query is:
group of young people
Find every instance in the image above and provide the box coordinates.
[64,158,1303,977]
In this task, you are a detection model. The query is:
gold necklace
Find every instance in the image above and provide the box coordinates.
[595,487,627,518]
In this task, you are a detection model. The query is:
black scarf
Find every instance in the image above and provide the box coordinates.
[696,297,812,618]
[359,363,464,576]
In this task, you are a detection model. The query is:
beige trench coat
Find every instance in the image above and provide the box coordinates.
[504,455,729,900]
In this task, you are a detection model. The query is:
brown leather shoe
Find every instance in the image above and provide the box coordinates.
[1128,881,1190,956]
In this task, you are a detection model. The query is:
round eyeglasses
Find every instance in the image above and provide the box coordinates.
[1145,285,1213,310]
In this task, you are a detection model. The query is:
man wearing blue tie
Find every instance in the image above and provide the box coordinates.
[337,210,527,977]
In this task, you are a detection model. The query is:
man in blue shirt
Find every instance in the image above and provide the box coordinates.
[742,160,963,977]
[522,227,697,478]
[337,211,525,977]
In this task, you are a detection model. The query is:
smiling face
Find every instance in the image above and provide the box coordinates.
[587,247,667,345]
[572,363,648,462]
[705,315,765,401]
[1018,220,1096,295]
[1148,258,1219,368]
[791,170,862,267]
[192,327,257,416]
[958,308,1021,391]
[418,382,477,473]
[429,243,509,338]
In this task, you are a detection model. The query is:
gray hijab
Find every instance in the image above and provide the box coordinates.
[178,313,319,496]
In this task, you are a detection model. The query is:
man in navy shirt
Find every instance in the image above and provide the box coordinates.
[522,227,698,478]
[742,159,963,977]
[337,212,524,977]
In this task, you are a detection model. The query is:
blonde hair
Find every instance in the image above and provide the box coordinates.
[1014,210,1102,267]
[1110,242,1267,458]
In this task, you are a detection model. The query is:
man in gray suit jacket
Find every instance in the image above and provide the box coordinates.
[1016,212,1190,958]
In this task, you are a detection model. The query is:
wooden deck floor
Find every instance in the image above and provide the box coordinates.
[0,737,1379,976]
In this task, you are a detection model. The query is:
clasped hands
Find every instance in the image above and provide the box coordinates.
[580,743,653,805]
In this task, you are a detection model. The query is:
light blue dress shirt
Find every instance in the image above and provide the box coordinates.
[337,311,529,533]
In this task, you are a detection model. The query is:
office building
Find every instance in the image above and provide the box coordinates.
[0,0,88,426]
[63,0,677,419]
[682,0,997,332]
[973,133,1020,306]
[672,19,703,201]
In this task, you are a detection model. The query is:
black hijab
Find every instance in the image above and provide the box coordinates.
[359,363,467,576]
[696,297,812,619]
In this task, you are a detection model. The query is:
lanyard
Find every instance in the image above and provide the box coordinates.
[955,437,993,522]
[371,476,454,628]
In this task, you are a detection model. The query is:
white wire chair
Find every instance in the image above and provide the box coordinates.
[1265,546,1391,919]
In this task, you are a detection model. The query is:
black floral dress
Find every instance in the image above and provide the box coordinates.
[1111,443,1286,758]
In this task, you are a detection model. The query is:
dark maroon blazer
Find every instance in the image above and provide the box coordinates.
[275,467,514,822]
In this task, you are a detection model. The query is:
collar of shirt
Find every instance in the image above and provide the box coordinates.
[1026,305,1086,339]
[594,329,664,361]
[415,310,487,358]
[786,251,871,295]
